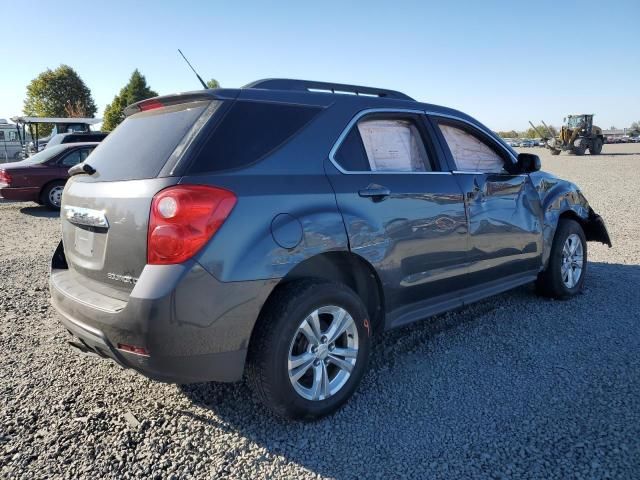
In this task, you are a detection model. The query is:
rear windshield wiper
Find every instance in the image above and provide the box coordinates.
[69,163,97,177]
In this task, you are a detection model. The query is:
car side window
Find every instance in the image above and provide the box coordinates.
[334,115,432,172]
[60,148,93,167]
[438,123,506,173]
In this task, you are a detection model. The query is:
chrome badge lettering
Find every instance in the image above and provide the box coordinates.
[107,273,138,285]
[64,206,109,229]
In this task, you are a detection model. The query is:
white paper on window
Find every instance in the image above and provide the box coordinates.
[357,119,429,172]
[439,124,504,173]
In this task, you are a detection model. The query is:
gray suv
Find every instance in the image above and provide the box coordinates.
[50,79,611,419]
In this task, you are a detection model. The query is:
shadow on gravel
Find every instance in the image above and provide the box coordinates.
[19,206,58,218]
[600,152,640,156]
[180,261,640,478]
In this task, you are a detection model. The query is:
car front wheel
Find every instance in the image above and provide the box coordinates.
[247,279,371,420]
[536,219,587,299]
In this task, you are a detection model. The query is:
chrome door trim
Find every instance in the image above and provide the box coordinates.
[453,170,527,177]
[63,206,109,229]
[328,108,452,175]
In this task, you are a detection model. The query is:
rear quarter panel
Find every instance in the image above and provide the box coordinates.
[184,104,352,282]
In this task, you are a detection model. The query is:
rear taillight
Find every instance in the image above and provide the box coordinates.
[0,170,11,186]
[147,185,236,265]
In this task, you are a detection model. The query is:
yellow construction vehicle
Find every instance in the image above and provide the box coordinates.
[530,114,604,155]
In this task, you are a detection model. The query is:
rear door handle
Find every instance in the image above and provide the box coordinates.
[358,185,391,201]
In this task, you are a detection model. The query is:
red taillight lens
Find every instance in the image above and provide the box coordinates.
[117,343,150,356]
[138,99,164,112]
[0,170,11,185]
[148,185,236,265]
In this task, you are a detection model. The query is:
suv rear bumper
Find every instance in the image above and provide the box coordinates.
[56,308,248,383]
[50,246,278,383]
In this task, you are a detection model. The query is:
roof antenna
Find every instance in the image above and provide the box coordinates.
[178,49,208,89]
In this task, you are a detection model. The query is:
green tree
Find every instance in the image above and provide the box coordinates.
[206,78,220,89]
[630,121,640,135]
[102,70,158,131]
[23,65,97,135]
[524,124,557,139]
[497,130,518,138]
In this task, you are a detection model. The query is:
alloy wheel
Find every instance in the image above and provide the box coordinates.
[287,305,359,401]
[561,233,584,288]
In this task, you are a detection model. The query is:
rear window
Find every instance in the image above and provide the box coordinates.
[61,133,107,144]
[188,101,322,174]
[85,101,209,182]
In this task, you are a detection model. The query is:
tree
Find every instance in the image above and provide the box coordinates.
[523,124,557,139]
[630,121,640,135]
[206,78,220,89]
[102,70,158,131]
[497,130,518,138]
[23,65,97,135]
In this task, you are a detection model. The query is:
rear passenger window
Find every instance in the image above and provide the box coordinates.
[438,124,505,173]
[188,101,322,174]
[334,115,432,172]
[60,148,94,167]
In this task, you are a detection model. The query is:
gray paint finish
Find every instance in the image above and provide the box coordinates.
[49,83,611,384]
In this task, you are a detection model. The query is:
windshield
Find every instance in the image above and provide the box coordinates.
[567,116,586,128]
[22,144,70,164]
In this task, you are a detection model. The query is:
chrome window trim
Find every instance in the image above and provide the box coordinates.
[425,111,518,164]
[328,108,452,175]
[453,170,527,177]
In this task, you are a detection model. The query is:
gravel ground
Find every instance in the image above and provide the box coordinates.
[1,144,639,479]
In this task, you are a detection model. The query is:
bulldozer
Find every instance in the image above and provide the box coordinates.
[530,114,604,156]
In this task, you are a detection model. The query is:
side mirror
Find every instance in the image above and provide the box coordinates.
[517,153,541,173]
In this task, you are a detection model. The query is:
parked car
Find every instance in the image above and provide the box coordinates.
[520,139,534,148]
[45,132,108,149]
[49,79,611,420]
[0,142,97,209]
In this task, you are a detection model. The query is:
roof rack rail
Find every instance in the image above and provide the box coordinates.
[244,78,414,101]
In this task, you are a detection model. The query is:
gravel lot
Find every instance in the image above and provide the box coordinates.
[1,144,639,479]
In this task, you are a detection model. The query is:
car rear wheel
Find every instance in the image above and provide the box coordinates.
[536,219,587,299]
[247,279,371,420]
[41,181,65,210]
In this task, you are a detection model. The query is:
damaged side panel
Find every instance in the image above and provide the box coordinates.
[530,171,612,267]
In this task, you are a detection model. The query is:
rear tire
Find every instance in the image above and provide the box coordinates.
[536,219,587,299]
[246,279,371,420]
[590,138,603,155]
[40,180,65,210]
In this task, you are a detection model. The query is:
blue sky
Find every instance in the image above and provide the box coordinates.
[2,0,638,131]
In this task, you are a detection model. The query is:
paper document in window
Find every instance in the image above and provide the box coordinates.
[358,120,426,172]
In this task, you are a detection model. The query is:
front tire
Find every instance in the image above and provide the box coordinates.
[536,219,587,299]
[590,138,603,155]
[247,279,371,420]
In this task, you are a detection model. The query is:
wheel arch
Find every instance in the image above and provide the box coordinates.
[39,178,67,199]
[253,251,385,339]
